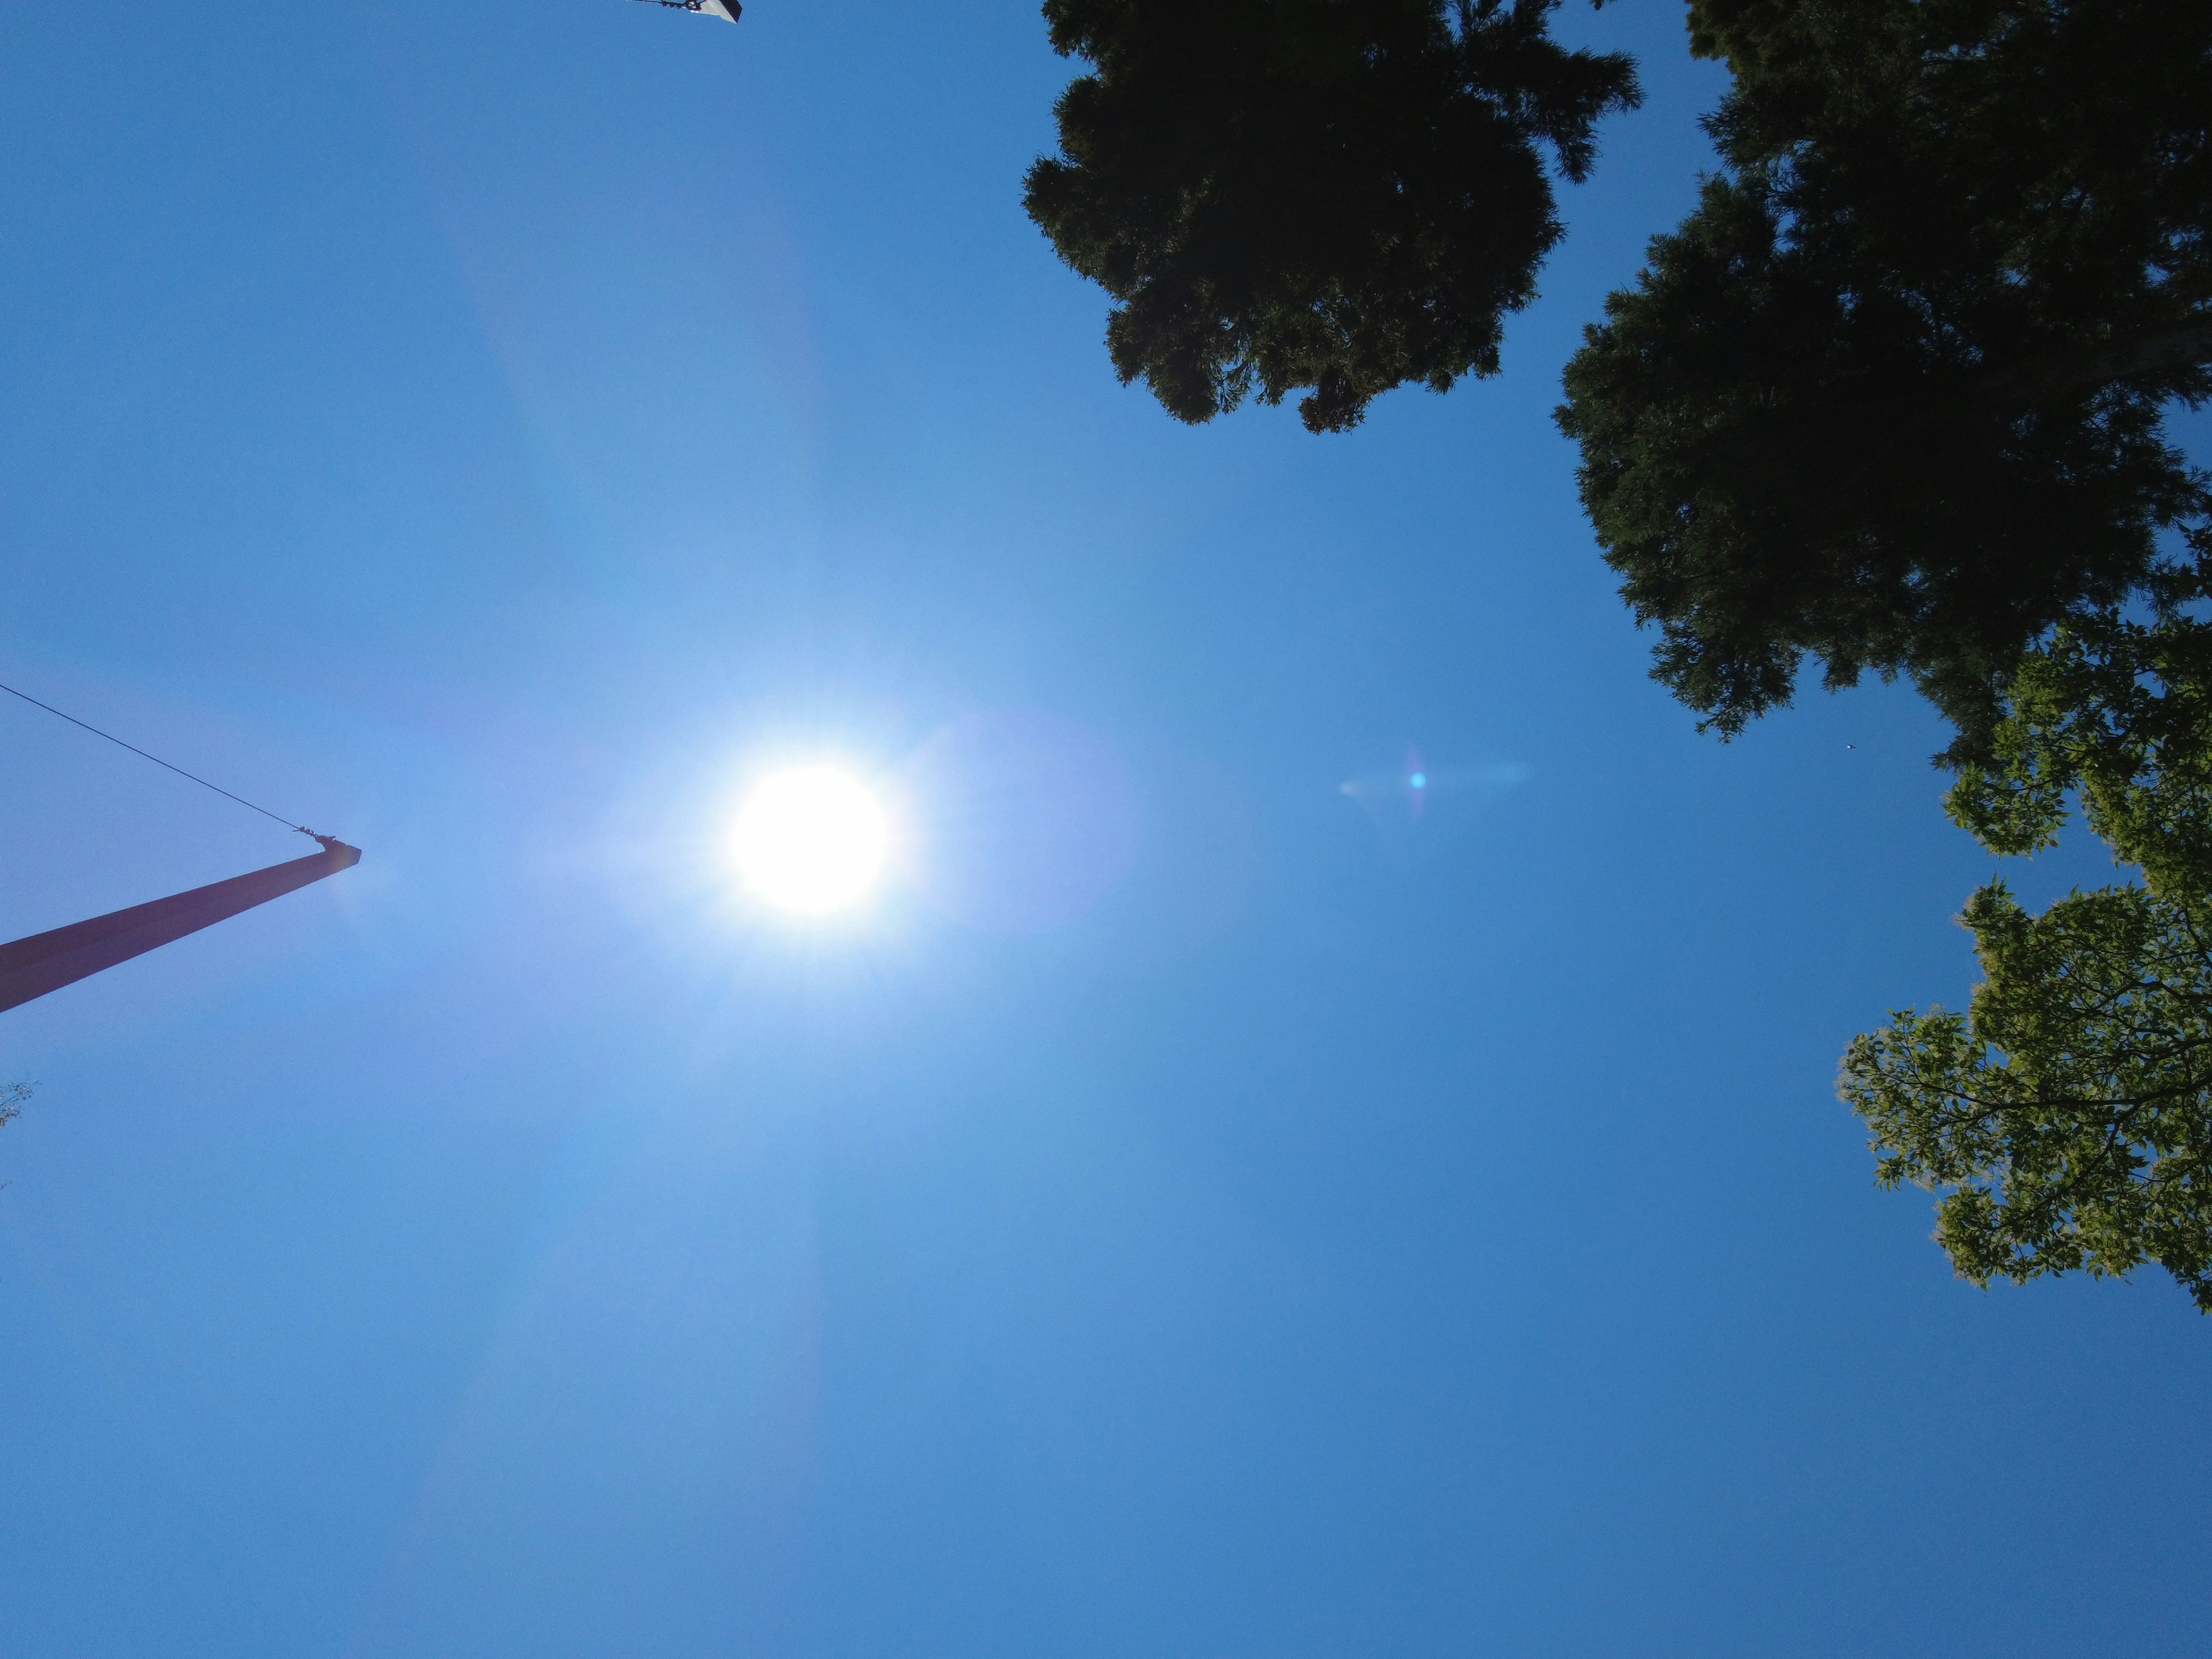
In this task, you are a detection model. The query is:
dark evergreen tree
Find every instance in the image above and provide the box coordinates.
[1557,0,2212,755]
[1025,0,1639,432]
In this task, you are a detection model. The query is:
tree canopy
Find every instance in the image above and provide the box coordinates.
[1556,0,2212,753]
[1025,0,1639,432]
[1021,0,2212,1308]
[1843,550,2212,1308]
[1584,2,2212,1308]
[1843,879,2212,1310]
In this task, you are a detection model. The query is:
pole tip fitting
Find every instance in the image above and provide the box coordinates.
[312,834,363,867]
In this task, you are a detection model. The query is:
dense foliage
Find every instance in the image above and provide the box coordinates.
[1558,0,2212,753]
[1843,880,2212,1309]
[1025,0,1639,431]
[1843,546,2212,1308]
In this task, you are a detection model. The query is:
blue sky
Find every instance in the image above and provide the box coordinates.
[1,3,2206,1656]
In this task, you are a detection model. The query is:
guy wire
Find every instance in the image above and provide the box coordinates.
[0,678,318,839]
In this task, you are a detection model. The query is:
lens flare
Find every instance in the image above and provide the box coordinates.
[729,765,889,914]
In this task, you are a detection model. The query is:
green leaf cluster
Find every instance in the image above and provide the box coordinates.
[1025,1,1639,431]
[1843,546,2212,1309]
[1945,535,2212,892]
[1558,0,2212,752]
[1843,881,2212,1310]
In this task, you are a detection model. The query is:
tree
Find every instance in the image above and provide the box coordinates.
[1022,1,2212,1308]
[1556,0,2212,756]
[0,1082,28,1190]
[1842,541,2212,1308]
[1844,882,2212,1309]
[1025,0,1639,432]
[1565,1,2212,1308]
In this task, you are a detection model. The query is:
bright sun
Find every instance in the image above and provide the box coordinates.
[729,764,891,914]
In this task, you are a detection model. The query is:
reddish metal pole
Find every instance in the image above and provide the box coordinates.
[0,838,361,1014]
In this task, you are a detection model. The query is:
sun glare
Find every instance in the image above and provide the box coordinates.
[729,764,891,915]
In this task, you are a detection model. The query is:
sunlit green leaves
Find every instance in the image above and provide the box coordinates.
[1844,568,2212,1311]
[1844,881,2212,1310]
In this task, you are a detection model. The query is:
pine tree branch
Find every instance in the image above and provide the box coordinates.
[1984,315,2212,401]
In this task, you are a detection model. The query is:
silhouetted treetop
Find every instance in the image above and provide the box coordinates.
[1026,0,1639,432]
[1558,0,2212,754]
